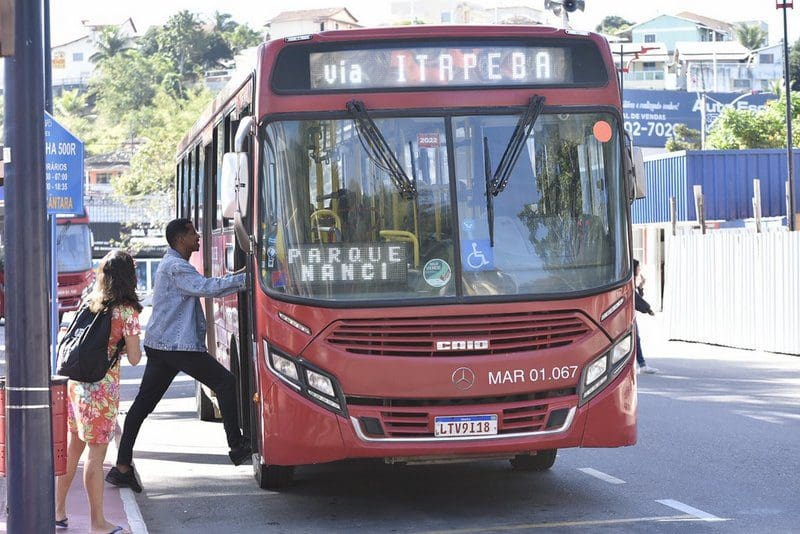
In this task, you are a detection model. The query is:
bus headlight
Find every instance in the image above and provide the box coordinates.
[579,333,633,405]
[270,352,300,383]
[585,357,607,386]
[264,341,345,415]
[610,334,632,365]
[306,370,335,397]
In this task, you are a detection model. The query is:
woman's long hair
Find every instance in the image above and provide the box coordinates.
[86,250,143,314]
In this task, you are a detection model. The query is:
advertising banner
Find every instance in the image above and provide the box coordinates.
[623,89,777,148]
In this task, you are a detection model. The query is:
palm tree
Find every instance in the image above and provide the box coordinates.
[89,25,136,64]
[735,23,767,51]
[54,89,88,117]
[212,11,237,33]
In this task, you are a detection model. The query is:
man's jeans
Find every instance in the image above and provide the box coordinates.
[116,347,243,467]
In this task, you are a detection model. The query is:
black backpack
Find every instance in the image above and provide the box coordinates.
[56,305,124,382]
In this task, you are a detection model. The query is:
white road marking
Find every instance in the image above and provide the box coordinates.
[734,410,800,424]
[577,467,626,484]
[739,413,783,424]
[110,432,149,534]
[656,499,726,521]
[120,487,149,534]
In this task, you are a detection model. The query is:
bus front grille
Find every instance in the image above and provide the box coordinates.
[326,311,592,357]
[348,390,576,439]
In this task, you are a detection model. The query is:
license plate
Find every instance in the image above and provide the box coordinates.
[434,415,498,437]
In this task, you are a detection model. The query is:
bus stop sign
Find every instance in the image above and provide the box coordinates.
[44,111,84,215]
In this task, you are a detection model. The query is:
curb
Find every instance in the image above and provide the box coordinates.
[110,424,149,534]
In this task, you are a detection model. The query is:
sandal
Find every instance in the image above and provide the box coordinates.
[55,517,68,529]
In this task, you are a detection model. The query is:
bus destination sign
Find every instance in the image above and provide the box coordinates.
[286,243,407,285]
[309,45,570,90]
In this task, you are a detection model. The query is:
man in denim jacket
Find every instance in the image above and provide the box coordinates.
[106,218,249,493]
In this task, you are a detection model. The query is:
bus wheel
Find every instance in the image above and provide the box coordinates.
[510,449,557,471]
[254,455,294,490]
[195,381,217,421]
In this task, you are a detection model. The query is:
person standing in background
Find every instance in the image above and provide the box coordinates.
[633,259,659,374]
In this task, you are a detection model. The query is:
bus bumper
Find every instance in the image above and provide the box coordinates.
[260,362,637,466]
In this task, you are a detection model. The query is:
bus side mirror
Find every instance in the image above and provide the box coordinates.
[631,146,646,199]
[221,152,249,219]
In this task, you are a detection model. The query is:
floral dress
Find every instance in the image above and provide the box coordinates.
[66,305,141,444]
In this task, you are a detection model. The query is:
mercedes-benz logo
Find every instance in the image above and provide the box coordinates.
[451,367,475,390]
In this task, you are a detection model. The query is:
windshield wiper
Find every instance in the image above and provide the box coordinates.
[346,100,417,200]
[483,137,496,247]
[56,220,72,246]
[488,95,545,196]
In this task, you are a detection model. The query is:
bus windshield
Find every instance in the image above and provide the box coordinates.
[259,111,628,302]
[56,222,93,273]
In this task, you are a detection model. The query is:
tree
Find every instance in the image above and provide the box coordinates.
[705,95,800,149]
[52,90,105,155]
[735,23,767,51]
[224,24,262,55]
[91,50,172,128]
[595,16,633,36]
[114,88,213,199]
[54,89,89,117]
[155,11,208,82]
[212,11,237,34]
[790,38,800,92]
[89,25,136,64]
[665,124,701,151]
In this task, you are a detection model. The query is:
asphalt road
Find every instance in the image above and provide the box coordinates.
[2,315,799,533]
[116,315,800,534]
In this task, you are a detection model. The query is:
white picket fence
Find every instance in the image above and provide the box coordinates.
[664,230,800,355]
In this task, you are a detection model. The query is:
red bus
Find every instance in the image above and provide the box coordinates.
[0,211,94,320]
[176,25,643,489]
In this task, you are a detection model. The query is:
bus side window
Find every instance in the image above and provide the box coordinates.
[197,144,205,234]
[176,161,184,218]
[183,154,192,219]
[214,122,225,229]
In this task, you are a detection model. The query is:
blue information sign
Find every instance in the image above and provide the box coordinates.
[44,111,84,215]
[623,89,777,148]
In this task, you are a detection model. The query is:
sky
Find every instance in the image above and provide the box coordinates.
[49,0,798,47]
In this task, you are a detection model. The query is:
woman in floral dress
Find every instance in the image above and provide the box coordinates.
[55,250,142,534]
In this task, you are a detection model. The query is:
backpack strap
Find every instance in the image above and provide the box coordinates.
[105,306,128,367]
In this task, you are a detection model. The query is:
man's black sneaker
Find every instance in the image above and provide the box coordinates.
[229,444,252,466]
[105,466,143,493]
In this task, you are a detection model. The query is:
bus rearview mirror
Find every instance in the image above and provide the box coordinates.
[632,147,646,199]
[221,152,249,219]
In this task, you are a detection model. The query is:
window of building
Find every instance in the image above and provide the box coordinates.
[72,52,83,62]
[441,12,452,23]
[95,172,113,184]
[320,22,325,31]
[642,62,657,70]
[644,34,656,43]
[733,79,751,89]
[759,53,774,64]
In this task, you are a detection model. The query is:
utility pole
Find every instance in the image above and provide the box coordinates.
[778,0,795,230]
[43,0,52,114]
[3,0,56,531]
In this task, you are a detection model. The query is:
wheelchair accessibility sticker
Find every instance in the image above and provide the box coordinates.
[462,240,494,271]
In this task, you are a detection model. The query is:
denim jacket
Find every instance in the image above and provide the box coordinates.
[144,249,246,352]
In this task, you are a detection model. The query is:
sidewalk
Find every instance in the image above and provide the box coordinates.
[0,436,146,533]
[0,309,150,533]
